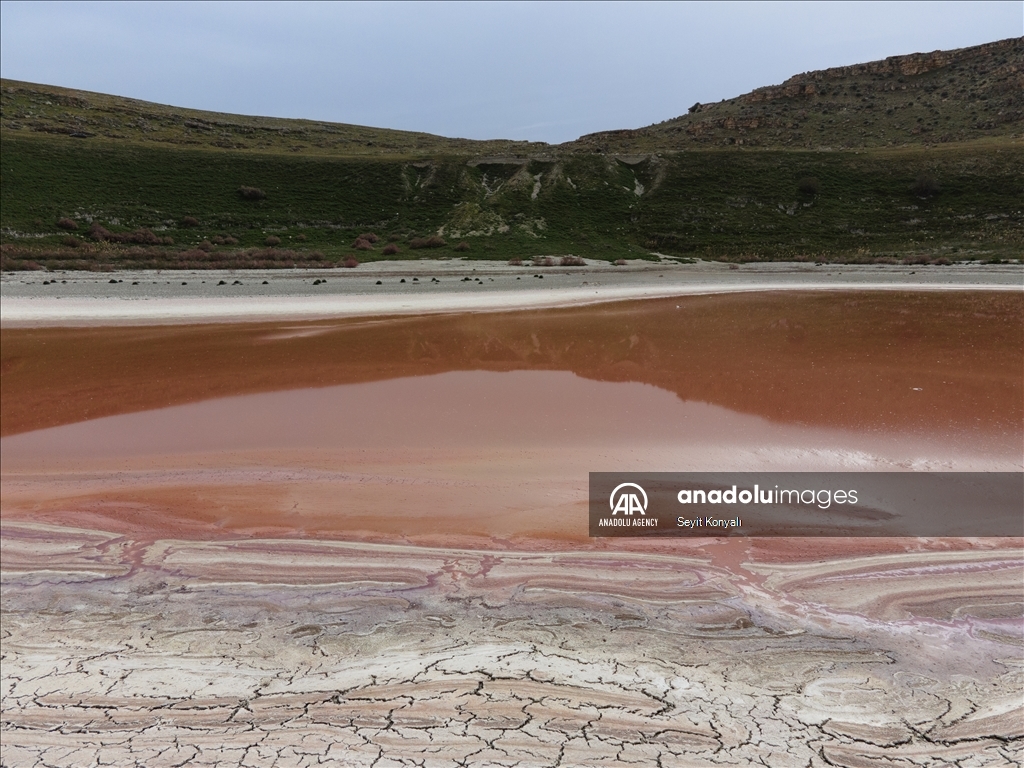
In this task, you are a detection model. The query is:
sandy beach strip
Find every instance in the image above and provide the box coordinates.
[3,260,1021,326]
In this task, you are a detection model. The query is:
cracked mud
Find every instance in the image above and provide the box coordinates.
[3,530,1022,767]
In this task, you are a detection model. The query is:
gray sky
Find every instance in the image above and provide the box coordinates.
[1,1,1020,144]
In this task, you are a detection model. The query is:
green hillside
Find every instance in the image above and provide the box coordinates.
[2,38,1021,270]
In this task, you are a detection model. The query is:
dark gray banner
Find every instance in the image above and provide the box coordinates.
[589,473,1023,537]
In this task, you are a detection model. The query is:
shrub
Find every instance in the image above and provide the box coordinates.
[62,236,80,248]
[560,255,585,266]
[357,232,380,244]
[387,234,401,242]
[223,236,238,245]
[382,243,399,256]
[904,254,932,265]
[296,233,307,242]
[614,259,627,266]
[238,186,267,201]
[132,229,160,245]
[352,238,374,250]
[911,173,940,197]
[56,217,78,231]
[342,256,359,268]
[532,256,555,267]
[180,216,200,228]
[797,176,820,195]
[198,240,214,252]
[87,223,161,244]
[454,241,470,252]
[265,235,281,246]
[410,236,446,249]
[508,257,523,266]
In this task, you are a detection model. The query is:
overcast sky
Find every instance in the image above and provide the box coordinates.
[1,1,1020,143]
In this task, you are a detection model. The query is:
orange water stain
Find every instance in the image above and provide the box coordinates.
[3,291,1020,438]
[2,291,1021,545]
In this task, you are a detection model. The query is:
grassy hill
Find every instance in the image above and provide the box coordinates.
[2,38,1021,270]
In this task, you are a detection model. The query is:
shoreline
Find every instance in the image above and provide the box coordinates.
[3,260,1021,326]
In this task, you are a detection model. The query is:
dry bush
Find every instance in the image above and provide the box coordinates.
[198,240,214,252]
[357,232,380,244]
[265,235,281,247]
[87,223,162,245]
[353,238,374,250]
[180,216,200,228]
[342,256,359,268]
[382,243,399,256]
[532,256,555,267]
[238,186,267,201]
[56,217,78,231]
[560,255,585,266]
[797,176,821,195]
[211,235,225,245]
[91,224,113,241]
[614,259,627,266]
[454,241,470,252]
[387,234,401,242]
[296,233,307,242]
[410,236,446,249]
[507,257,523,266]
[904,254,932,265]
[62,236,81,248]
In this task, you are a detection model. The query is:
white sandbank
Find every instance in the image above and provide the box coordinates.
[3,260,1020,326]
